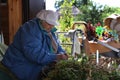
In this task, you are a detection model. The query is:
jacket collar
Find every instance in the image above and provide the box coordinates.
[37,19,57,34]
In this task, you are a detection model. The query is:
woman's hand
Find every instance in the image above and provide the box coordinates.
[56,54,69,61]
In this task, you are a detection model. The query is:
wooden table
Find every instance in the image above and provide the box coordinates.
[79,38,120,55]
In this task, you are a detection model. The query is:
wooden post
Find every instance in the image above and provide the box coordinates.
[8,0,22,44]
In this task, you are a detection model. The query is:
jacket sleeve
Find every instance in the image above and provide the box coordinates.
[19,20,57,65]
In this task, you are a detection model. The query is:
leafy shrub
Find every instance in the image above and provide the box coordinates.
[44,55,120,80]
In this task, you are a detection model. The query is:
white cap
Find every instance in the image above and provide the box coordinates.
[36,10,59,26]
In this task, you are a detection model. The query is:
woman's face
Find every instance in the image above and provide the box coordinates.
[42,21,54,32]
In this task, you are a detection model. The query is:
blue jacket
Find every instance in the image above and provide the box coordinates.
[2,18,65,80]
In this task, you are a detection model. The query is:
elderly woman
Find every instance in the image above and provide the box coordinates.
[1,10,68,80]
